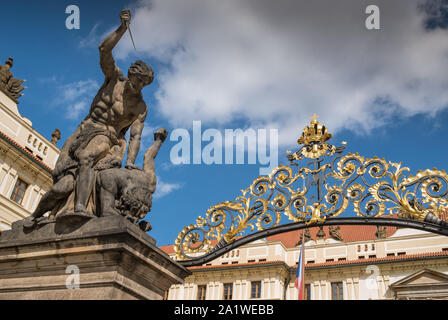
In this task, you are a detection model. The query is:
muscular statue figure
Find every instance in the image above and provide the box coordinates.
[24,10,154,227]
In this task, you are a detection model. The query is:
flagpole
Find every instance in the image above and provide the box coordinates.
[301,230,305,300]
[295,230,307,300]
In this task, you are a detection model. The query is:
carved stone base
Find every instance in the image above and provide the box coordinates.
[0,215,190,300]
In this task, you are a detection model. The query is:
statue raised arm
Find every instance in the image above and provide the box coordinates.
[24,10,155,228]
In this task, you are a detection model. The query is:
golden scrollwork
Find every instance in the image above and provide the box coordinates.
[175,116,448,260]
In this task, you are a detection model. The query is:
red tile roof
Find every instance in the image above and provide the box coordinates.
[185,251,448,272]
[267,225,397,248]
[304,250,448,269]
[188,260,287,271]
[160,244,176,254]
[160,225,398,255]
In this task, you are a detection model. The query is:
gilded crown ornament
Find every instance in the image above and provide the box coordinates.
[298,114,331,145]
[288,114,336,160]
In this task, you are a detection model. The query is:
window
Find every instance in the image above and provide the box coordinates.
[231,261,238,264]
[304,284,311,300]
[306,260,315,264]
[197,285,206,300]
[358,256,365,259]
[371,244,375,250]
[251,281,262,299]
[248,259,256,263]
[331,282,343,300]
[326,259,334,262]
[10,178,28,205]
[221,262,228,265]
[258,259,266,262]
[357,245,361,252]
[442,248,448,252]
[223,283,233,300]
[338,258,346,261]
[368,255,377,259]
[387,253,395,257]
[397,252,406,256]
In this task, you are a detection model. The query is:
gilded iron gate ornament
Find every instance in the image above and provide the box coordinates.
[175,115,448,262]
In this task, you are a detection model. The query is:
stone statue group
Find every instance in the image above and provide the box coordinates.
[24,10,166,231]
[0,57,26,101]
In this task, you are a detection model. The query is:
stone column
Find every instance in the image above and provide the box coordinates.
[377,276,384,299]
[235,280,242,299]
[313,281,319,300]
[346,278,353,300]
[320,280,327,300]
[353,278,360,300]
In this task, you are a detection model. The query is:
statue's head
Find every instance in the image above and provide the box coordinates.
[116,188,152,221]
[4,58,13,69]
[127,60,154,91]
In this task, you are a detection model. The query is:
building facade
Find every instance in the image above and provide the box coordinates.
[0,58,60,230]
[161,225,448,300]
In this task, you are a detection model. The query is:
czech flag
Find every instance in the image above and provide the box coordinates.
[294,238,305,300]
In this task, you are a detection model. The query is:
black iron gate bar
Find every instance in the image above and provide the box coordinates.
[178,215,448,267]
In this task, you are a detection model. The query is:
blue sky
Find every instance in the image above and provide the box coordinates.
[2,0,448,245]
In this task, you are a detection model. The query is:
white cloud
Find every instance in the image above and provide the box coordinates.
[66,101,88,120]
[79,23,103,49]
[140,122,170,151]
[57,80,99,120]
[153,175,183,199]
[114,0,448,146]
[160,161,185,171]
[141,122,158,144]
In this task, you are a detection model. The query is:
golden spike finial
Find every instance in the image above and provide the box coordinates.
[311,113,319,123]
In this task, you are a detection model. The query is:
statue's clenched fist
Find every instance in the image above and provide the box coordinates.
[120,10,131,26]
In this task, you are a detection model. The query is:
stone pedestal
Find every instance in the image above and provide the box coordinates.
[0,215,191,300]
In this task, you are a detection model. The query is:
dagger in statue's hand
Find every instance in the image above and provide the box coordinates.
[126,20,137,51]
[123,9,137,51]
